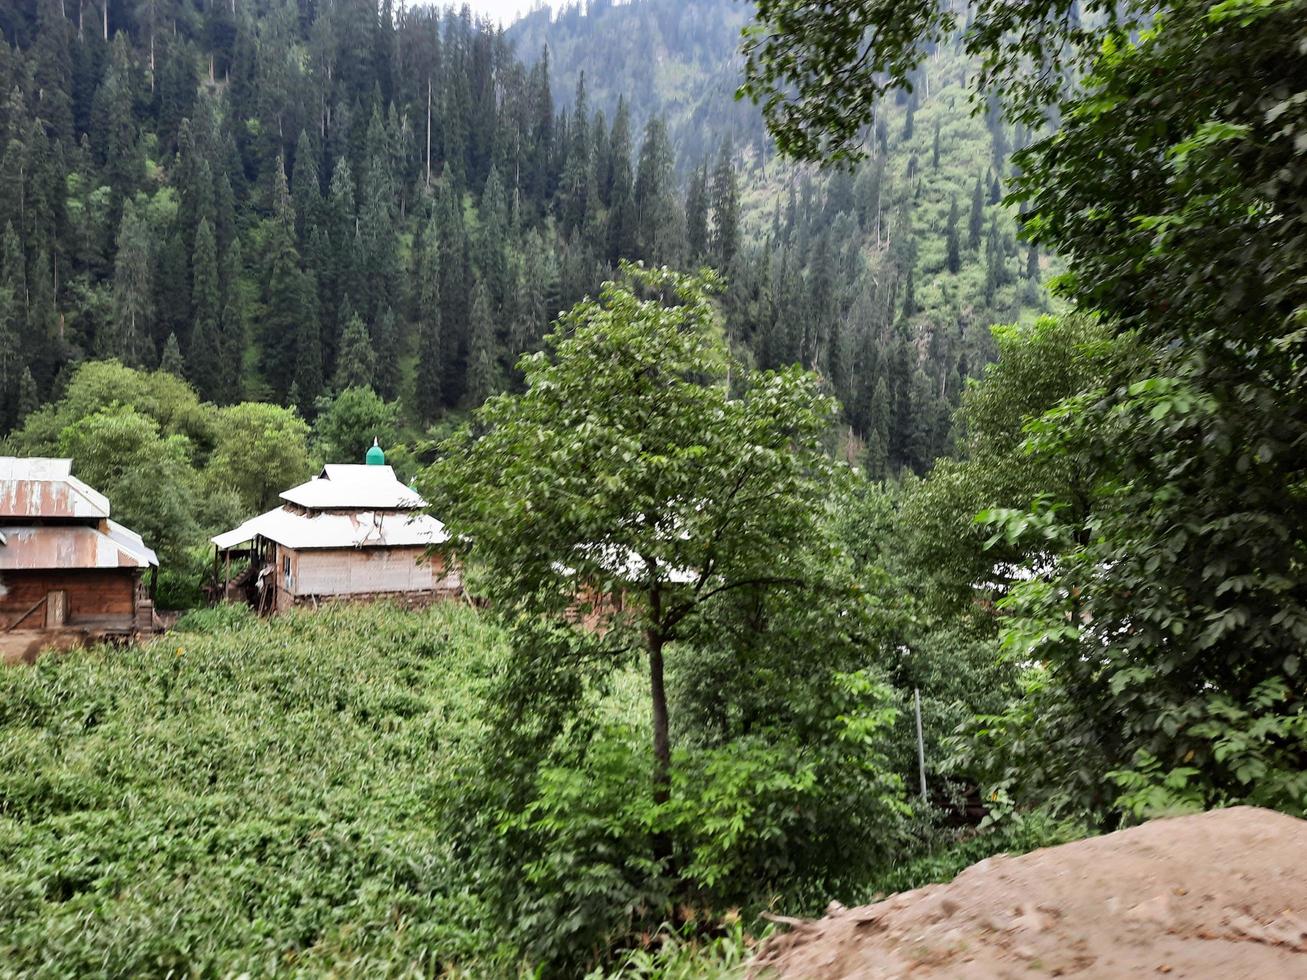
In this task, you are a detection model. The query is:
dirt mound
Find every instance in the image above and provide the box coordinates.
[751,806,1307,978]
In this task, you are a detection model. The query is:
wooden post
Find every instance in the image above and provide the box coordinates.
[45,590,68,629]
[914,687,928,801]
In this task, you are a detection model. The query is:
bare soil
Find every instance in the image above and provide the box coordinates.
[750,806,1307,978]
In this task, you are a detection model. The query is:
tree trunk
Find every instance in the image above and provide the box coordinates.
[648,629,670,804]
[647,628,673,868]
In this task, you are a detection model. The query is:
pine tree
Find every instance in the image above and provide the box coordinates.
[984,221,1002,304]
[710,140,741,271]
[293,280,324,415]
[558,73,593,234]
[1026,244,1040,280]
[464,277,497,406]
[219,239,246,403]
[527,47,556,202]
[32,0,74,144]
[92,34,142,211]
[272,153,295,231]
[263,228,310,401]
[932,120,941,168]
[903,101,915,141]
[291,130,321,246]
[159,332,185,376]
[334,311,376,391]
[1,224,25,317]
[606,97,637,263]
[476,165,510,311]
[108,201,153,366]
[27,247,59,384]
[634,117,683,266]
[901,266,917,319]
[187,218,223,398]
[326,157,358,351]
[865,376,890,479]
[686,162,709,262]
[968,176,985,250]
[907,366,935,471]
[0,284,18,428]
[372,305,401,401]
[414,219,443,422]
[945,194,961,274]
[437,189,470,402]
[16,367,38,425]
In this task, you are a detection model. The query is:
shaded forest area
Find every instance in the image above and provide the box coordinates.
[0,0,1045,477]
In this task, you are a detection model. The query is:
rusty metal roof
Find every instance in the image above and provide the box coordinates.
[0,457,111,519]
[0,522,157,570]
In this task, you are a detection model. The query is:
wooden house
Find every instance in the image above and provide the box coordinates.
[0,457,159,658]
[212,445,458,613]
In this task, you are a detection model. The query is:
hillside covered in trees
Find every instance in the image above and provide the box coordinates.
[0,0,1045,477]
[1,0,1305,975]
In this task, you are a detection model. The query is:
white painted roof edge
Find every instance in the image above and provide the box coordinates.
[106,519,159,567]
[213,508,449,551]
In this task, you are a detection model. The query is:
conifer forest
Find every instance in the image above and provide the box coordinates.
[0,0,1304,976]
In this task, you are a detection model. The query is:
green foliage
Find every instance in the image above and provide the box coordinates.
[0,604,512,976]
[588,920,757,980]
[1108,676,1307,819]
[207,401,312,513]
[312,386,400,466]
[57,406,200,564]
[863,810,1086,898]
[899,315,1126,617]
[6,359,213,457]
[427,265,915,971]
[740,0,1147,162]
[468,667,909,971]
[965,0,1307,821]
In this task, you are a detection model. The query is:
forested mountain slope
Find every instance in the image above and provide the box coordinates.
[514,0,1051,471]
[508,0,765,161]
[0,0,1045,476]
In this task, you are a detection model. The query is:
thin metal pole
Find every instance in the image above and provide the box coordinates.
[914,687,927,801]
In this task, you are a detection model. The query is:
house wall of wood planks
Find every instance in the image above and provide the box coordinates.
[271,546,461,612]
[0,569,139,630]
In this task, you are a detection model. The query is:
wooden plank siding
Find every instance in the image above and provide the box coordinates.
[0,569,139,630]
[270,546,460,613]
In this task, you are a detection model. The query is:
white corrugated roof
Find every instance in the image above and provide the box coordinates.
[213,507,449,551]
[279,464,427,511]
[0,456,112,519]
[555,543,698,585]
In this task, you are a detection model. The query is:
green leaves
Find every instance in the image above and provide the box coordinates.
[1109,677,1307,820]
[740,0,1151,163]
[0,604,511,975]
[422,262,842,638]
[955,0,1307,827]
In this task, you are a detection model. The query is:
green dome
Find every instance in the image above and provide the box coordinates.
[365,438,385,466]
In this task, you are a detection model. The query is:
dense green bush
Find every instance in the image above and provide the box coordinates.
[0,604,510,976]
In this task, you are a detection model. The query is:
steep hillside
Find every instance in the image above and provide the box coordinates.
[0,0,1047,479]
[509,0,764,162]
[512,0,1052,472]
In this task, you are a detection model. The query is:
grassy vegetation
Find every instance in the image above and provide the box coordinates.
[0,601,1091,976]
[0,603,511,976]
